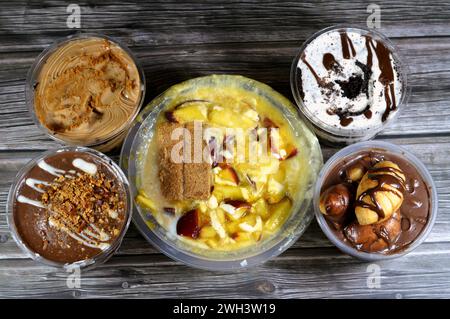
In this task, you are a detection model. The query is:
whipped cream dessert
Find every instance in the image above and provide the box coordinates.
[295,28,403,130]
[34,37,142,146]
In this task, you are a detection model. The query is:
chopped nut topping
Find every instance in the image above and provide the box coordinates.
[41,172,125,244]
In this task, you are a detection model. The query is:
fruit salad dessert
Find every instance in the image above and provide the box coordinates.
[133,75,321,253]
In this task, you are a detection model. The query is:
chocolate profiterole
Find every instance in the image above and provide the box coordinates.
[12,151,128,264]
[33,37,142,146]
[319,150,430,254]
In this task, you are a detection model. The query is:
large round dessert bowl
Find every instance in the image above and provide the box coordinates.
[121,75,323,270]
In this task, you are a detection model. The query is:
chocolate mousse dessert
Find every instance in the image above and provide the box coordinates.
[318,150,431,254]
[32,36,143,148]
[292,27,406,144]
[11,149,128,265]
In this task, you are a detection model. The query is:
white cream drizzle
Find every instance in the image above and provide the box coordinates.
[17,195,45,208]
[72,158,98,175]
[49,217,111,251]
[25,178,50,193]
[37,160,66,176]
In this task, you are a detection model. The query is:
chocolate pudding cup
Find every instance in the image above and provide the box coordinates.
[26,34,146,152]
[314,141,437,261]
[7,146,132,269]
[291,26,409,146]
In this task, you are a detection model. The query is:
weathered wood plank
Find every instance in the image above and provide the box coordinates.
[0,0,450,51]
[1,243,450,298]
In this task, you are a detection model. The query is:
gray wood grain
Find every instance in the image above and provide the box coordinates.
[1,0,450,299]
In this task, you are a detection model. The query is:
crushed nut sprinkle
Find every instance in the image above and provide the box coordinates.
[41,172,125,245]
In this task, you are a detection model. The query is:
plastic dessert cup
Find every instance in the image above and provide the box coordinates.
[290,26,409,146]
[7,146,133,270]
[314,141,438,261]
[121,75,323,271]
[26,33,146,152]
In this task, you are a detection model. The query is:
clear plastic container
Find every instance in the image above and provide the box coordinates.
[290,26,409,146]
[121,74,323,270]
[7,146,133,270]
[314,141,438,261]
[25,33,146,152]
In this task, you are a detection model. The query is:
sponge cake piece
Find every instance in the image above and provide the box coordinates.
[157,121,212,201]
[157,122,184,201]
[183,122,212,200]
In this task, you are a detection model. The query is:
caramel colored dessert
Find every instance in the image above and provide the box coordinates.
[34,37,142,145]
[319,150,430,254]
[13,151,127,264]
[136,84,312,252]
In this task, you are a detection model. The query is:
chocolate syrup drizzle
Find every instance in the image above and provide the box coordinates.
[299,30,399,127]
[323,53,341,72]
[355,166,405,219]
[365,35,398,122]
[339,32,356,59]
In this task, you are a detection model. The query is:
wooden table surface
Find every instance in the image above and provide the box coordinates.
[1,0,450,299]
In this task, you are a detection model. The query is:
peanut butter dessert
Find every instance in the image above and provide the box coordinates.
[319,150,431,253]
[33,37,142,146]
[134,76,319,252]
[12,150,128,264]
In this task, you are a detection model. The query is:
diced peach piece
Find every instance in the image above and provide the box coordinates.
[213,185,245,201]
[216,164,240,185]
[265,197,292,233]
[205,239,219,248]
[209,107,257,129]
[226,221,240,234]
[173,104,208,122]
[177,209,201,239]
[199,225,217,239]
[253,198,270,220]
[216,208,226,224]
[224,199,251,210]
